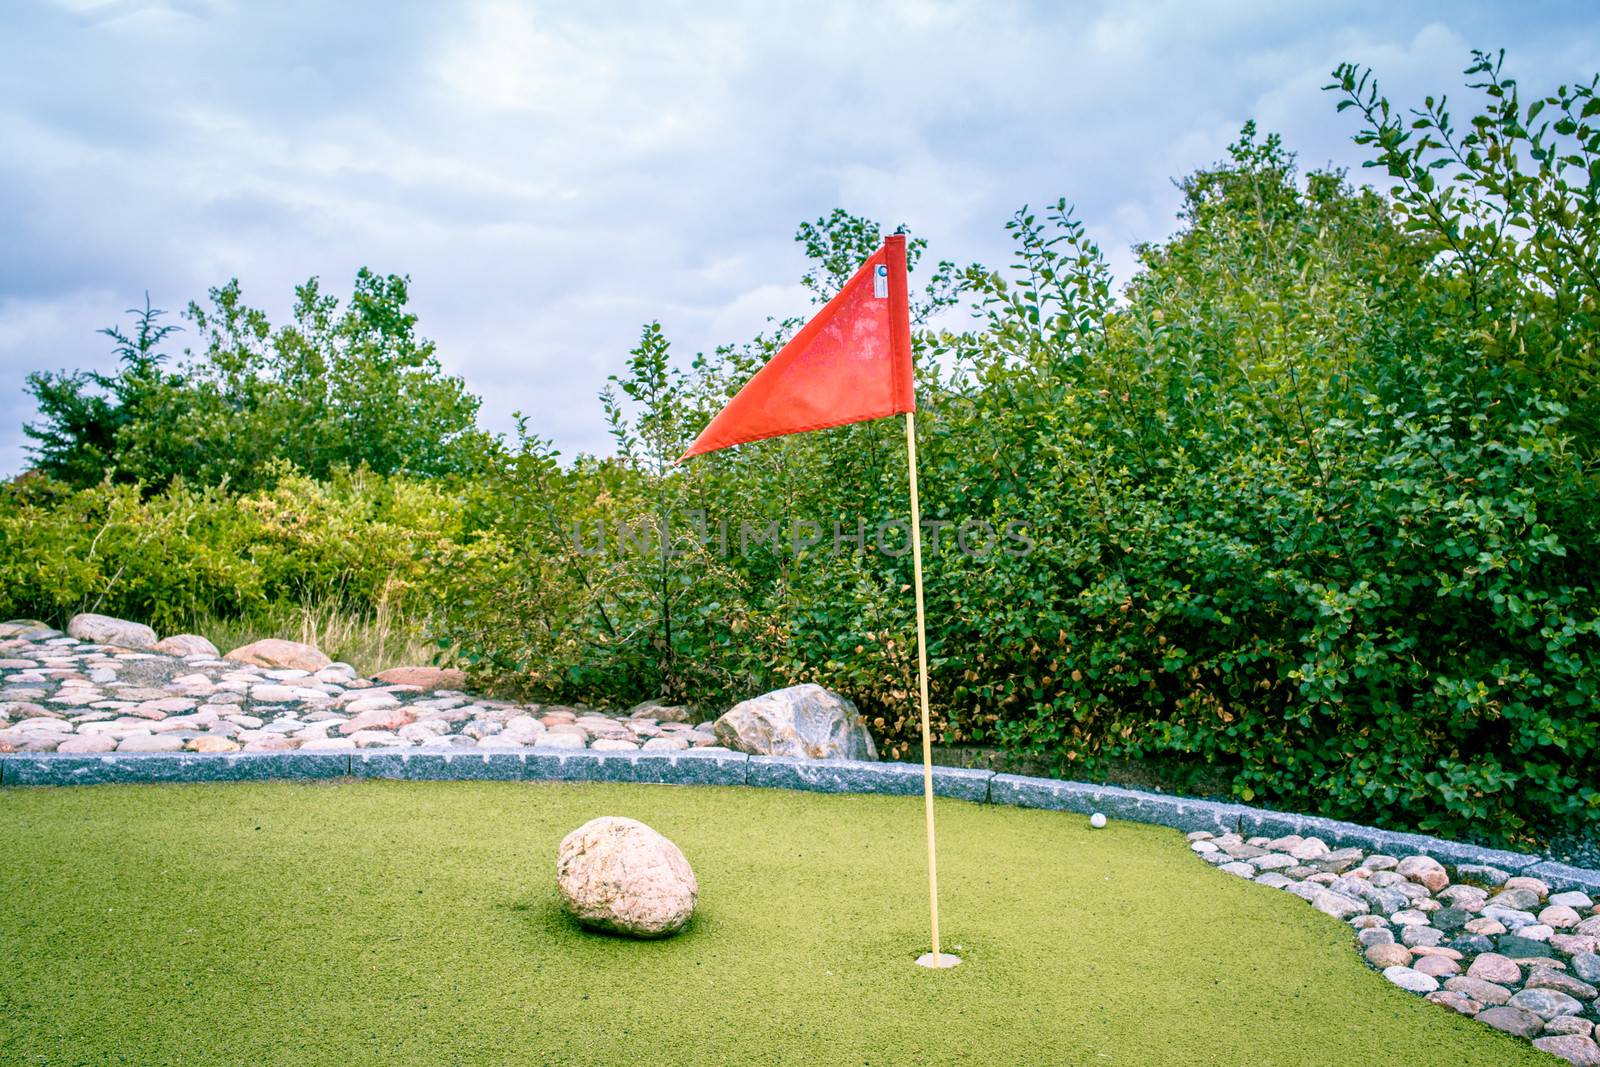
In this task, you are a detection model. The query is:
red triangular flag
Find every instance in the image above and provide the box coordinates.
[682,234,914,459]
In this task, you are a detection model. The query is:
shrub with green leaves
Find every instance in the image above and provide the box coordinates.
[435,55,1599,845]
[0,466,467,633]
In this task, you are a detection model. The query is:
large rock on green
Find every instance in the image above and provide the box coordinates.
[67,613,157,650]
[556,817,697,938]
[713,684,876,760]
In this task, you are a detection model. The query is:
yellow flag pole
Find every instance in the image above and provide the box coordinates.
[905,410,951,969]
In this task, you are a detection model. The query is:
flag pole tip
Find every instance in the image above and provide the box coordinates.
[915,952,962,970]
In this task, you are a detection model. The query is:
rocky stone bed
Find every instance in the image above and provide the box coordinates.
[0,619,725,757]
[1193,831,1600,1064]
[8,617,1600,1062]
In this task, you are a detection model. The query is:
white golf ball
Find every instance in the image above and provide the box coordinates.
[1089,813,1107,829]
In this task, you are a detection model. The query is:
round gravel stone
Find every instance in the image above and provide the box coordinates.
[1446,934,1497,956]
[1382,966,1438,993]
[1412,954,1459,978]
[1467,953,1522,985]
[1497,934,1556,958]
[1366,943,1412,968]
[1424,990,1480,1015]
[1400,925,1444,948]
[1492,887,1542,912]
[1477,1006,1546,1039]
[1444,976,1512,1006]
[1526,968,1599,1000]
[1508,987,1585,1021]
[1531,1035,1600,1067]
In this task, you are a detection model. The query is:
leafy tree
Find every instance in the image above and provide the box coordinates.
[23,271,498,489]
[1330,49,1600,448]
[22,295,182,486]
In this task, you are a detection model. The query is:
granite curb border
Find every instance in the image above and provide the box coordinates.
[4,750,1596,893]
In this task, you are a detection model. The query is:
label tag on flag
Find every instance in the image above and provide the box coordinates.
[874,264,889,298]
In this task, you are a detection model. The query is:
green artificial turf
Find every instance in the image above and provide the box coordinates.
[0,781,1548,1066]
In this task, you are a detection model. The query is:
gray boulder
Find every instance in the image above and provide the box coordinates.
[713,683,877,760]
[67,613,157,649]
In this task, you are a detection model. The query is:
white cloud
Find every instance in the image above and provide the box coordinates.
[0,288,126,466]
[704,282,812,349]
[2,1,1597,471]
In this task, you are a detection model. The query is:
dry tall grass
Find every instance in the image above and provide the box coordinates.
[183,599,441,676]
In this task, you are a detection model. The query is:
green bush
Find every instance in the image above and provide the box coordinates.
[0,467,467,633]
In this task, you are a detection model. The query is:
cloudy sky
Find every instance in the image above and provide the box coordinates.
[3,1,1597,472]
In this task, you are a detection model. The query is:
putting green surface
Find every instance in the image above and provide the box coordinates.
[0,781,1546,1066]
